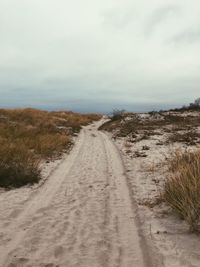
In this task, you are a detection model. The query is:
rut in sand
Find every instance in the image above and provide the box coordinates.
[0,121,153,267]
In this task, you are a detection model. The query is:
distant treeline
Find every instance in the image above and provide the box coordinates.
[170,98,200,112]
[150,98,200,114]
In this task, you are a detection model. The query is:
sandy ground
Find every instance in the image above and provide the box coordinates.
[0,121,155,267]
[112,116,200,267]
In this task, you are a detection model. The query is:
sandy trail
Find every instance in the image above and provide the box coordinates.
[0,121,152,267]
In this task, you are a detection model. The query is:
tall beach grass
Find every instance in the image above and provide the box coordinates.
[164,150,200,232]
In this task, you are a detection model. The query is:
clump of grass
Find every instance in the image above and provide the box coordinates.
[164,150,200,232]
[0,142,41,188]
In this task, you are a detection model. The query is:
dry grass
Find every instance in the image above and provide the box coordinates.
[164,150,200,232]
[0,108,101,188]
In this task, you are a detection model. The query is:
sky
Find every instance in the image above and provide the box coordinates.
[0,0,200,113]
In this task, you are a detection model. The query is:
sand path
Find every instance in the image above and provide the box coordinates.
[0,121,152,267]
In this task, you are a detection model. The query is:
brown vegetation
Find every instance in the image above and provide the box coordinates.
[0,108,101,188]
[0,142,40,188]
[167,131,200,145]
[99,111,200,144]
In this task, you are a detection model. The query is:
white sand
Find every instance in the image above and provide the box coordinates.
[0,120,153,267]
[113,117,200,267]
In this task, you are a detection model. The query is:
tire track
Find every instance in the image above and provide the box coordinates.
[0,120,153,267]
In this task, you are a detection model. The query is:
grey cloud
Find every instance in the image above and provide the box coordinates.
[145,5,181,34]
[0,0,200,112]
[169,28,200,44]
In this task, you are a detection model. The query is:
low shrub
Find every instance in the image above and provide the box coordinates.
[0,142,41,188]
[111,109,126,121]
[167,131,200,145]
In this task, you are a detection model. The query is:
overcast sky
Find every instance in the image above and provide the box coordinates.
[0,0,200,112]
